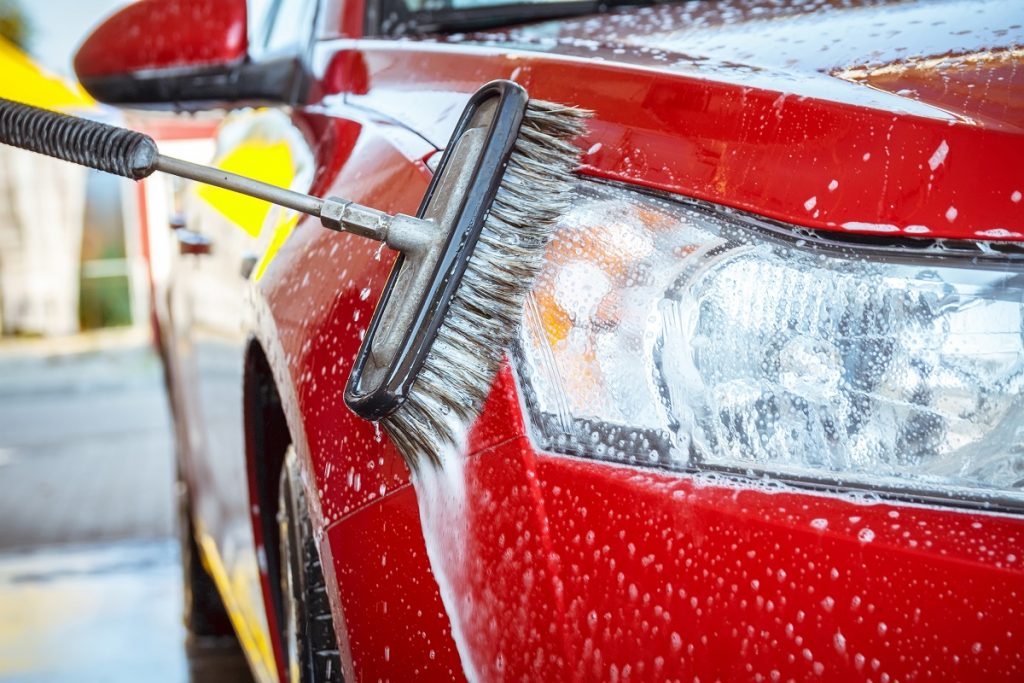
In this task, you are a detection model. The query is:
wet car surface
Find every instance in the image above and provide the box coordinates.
[52,0,1024,680]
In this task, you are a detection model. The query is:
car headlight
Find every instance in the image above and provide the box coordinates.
[515,183,1024,508]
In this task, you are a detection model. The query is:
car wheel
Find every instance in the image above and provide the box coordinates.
[278,447,344,683]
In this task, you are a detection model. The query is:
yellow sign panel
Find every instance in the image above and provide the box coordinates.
[197,140,297,239]
[0,36,94,111]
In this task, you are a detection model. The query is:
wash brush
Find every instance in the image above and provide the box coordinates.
[0,82,586,467]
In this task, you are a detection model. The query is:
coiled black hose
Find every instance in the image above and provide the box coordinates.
[0,97,158,180]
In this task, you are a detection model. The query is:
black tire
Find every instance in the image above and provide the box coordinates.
[278,447,344,683]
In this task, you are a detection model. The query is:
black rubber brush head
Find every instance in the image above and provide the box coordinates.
[344,80,587,468]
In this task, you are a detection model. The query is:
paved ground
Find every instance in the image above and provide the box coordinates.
[0,540,187,682]
[0,332,254,682]
[0,336,174,549]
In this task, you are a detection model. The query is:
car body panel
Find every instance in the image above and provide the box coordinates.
[309,360,1024,680]
[143,0,1024,681]
[75,0,247,79]
[255,104,433,520]
[408,368,1024,681]
[241,105,437,679]
[323,0,1024,241]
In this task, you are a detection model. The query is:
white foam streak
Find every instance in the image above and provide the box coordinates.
[411,425,480,682]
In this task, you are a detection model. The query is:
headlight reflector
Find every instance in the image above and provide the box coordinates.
[516,184,1024,506]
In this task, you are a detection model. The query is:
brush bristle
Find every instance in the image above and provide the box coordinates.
[383,100,588,468]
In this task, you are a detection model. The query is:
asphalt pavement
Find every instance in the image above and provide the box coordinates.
[0,333,174,550]
[0,331,254,682]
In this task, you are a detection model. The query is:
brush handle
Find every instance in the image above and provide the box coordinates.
[0,97,158,180]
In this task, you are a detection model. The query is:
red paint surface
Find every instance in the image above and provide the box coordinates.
[306,365,1024,681]
[322,484,464,679]
[498,450,1020,680]
[415,370,1022,681]
[74,0,247,79]
[123,0,1024,680]
[847,53,1024,135]
[263,112,429,516]
[253,105,448,678]
[287,16,1024,677]
[327,40,1024,242]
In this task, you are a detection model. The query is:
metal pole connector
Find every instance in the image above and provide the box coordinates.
[319,198,390,241]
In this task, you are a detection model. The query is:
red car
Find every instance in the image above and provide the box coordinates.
[74,0,1023,681]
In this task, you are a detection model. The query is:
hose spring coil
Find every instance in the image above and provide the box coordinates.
[0,97,158,180]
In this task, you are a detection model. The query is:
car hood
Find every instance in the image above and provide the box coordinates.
[468,0,1023,132]
[325,0,1024,240]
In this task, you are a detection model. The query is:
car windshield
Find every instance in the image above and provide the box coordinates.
[379,0,637,35]
[403,0,589,9]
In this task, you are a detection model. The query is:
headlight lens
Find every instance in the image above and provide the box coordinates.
[516,183,1024,506]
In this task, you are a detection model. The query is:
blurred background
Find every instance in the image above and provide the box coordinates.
[0,1,248,680]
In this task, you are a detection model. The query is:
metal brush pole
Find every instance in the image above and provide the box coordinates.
[154,155,324,217]
[0,97,400,245]
[153,155,397,242]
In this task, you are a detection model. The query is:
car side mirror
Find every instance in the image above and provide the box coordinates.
[74,0,306,108]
